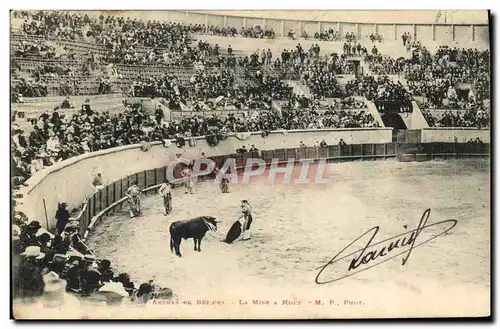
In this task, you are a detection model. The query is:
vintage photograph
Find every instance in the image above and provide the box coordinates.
[10,10,491,319]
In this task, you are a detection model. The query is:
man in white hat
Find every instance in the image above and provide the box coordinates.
[97,282,129,306]
[20,245,48,278]
[40,272,81,315]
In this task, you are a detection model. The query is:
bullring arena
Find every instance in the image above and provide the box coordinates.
[11,10,490,319]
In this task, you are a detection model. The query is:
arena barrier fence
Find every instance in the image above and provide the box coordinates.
[74,141,490,241]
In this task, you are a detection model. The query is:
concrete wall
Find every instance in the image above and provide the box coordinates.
[421,127,490,143]
[18,128,392,226]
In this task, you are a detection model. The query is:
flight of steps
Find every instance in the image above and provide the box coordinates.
[404,101,430,129]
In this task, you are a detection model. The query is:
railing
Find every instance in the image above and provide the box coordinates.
[74,141,490,239]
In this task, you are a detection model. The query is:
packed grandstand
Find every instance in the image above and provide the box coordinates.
[11,10,490,308]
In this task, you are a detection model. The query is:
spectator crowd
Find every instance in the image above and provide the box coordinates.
[12,211,177,308]
[345,75,412,105]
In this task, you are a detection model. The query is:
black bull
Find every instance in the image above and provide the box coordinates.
[169,216,218,257]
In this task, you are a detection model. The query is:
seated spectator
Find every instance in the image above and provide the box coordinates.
[19,221,42,248]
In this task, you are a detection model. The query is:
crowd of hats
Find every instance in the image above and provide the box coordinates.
[14,11,278,46]
[12,211,177,307]
[13,11,276,69]
[421,108,490,128]
[11,101,157,188]
[13,9,369,103]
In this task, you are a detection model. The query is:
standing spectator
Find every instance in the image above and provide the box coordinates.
[55,202,70,235]
[266,49,272,65]
[81,99,92,113]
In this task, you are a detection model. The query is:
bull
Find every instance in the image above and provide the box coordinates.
[169,216,218,257]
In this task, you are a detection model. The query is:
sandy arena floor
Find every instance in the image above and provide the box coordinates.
[86,159,490,318]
